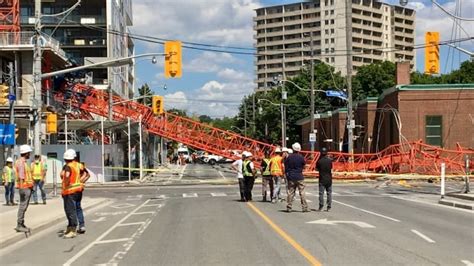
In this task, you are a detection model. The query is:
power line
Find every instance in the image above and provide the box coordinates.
[431,0,474,21]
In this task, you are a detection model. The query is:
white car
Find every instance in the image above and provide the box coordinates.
[203,150,241,165]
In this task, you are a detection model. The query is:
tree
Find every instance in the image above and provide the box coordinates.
[352,61,396,101]
[137,83,153,107]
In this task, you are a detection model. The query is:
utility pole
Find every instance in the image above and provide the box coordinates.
[33,0,42,155]
[345,0,354,156]
[244,100,248,137]
[310,31,315,153]
[252,94,256,135]
[281,56,287,148]
[8,62,15,157]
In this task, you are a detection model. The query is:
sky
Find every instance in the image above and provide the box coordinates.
[131,0,474,118]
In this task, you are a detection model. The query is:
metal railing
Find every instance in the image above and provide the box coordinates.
[0,31,66,58]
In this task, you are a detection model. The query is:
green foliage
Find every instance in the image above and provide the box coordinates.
[137,83,153,107]
[167,108,187,117]
[352,61,396,101]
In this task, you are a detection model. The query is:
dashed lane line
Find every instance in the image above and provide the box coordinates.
[96,238,131,244]
[182,193,198,198]
[211,192,227,197]
[247,202,322,266]
[118,222,146,227]
[461,260,474,266]
[63,199,155,266]
[411,229,436,243]
[333,200,401,222]
[131,211,156,215]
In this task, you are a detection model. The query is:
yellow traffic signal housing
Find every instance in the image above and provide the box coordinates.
[425,32,440,75]
[164,41,182,78]
[152,95,164,115]
[46,113,57,134]
[0,84,9,105]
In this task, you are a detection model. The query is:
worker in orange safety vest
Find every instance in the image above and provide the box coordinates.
[270,147,285,203]
[14,145,34,233]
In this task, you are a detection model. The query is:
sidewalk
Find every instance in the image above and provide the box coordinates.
[439,192,474,210]
[0,195,109,249]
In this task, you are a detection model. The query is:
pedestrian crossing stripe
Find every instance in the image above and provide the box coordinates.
[210,192,227,197]
[182,193,198,198]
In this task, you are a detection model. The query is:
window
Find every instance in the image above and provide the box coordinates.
[385,25,388,30]
[325,29,329,34]
[331,38,334,43]
[331,29,335,34]
[325,39,329,44]
[331,57,335,63]
[425,116,442,147]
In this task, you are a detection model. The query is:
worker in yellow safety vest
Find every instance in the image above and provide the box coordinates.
[2,157,16,206]
[31,155,47,204]
[260,151,273,202]
[270,147,285,203]
[60,149,84,238]
[242,152,257,201]
[14,145,34,233]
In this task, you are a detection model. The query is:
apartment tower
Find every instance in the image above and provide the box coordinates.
[254,0,415,90]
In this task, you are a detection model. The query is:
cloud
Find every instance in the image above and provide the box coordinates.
[185,52,238,73]
[132,0,260,46]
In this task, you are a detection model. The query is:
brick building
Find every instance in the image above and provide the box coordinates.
[297,84,474,152]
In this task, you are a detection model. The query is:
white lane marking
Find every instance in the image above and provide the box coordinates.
[341,190,357,195]
[332,192,340,195]
[155,194,168,200]
[91,217,106,222]
[118,222,146,227]
[64,199,153,266]
[96,238,131,244]
[143,204,163,207]
[461,260,474,266]
[211,192,227,197]
[390,196,474,214]
[333,200,401,222]
[131,211,156,215]
[178,164,187,180]
[411,229,436,243]
[183,193,198,198]
[218,171,227,180]
[307,218,375,228]
[126,194,143,201]
[110,203,136,209]
[94,211,128,216]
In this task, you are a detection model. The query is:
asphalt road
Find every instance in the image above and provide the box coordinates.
[1,164,473,266]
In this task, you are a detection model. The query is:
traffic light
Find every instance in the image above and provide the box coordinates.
[46,113,57,134]
[425,32,440,75]
[152,95,164,115]
[164,41,182,78]
[0,84,9,105]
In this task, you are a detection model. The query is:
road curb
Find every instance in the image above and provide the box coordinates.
[0,198,111,250]
[438,199,474,210]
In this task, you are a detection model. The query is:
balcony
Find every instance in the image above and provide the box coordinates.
[0,31,66,59]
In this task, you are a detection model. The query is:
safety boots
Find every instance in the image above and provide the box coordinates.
[64,227,77,238]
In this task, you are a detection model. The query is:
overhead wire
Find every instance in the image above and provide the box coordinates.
[431,0,474,21]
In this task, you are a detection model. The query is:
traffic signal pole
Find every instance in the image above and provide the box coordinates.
[345,0,354,157]
[8,62,15,157]
[33,0,42,155]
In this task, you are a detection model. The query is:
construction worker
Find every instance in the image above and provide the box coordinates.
[261,151,273,202]
[242,152,257,201]
[285,143,309,213]
[14,145,34,232]
[316,147,333,211]
[60,149,83,238]
[2,157,16,206]
[270,148,284,203]
[76,161,90,234]
[231,153,246,201]
[31,155,47,204]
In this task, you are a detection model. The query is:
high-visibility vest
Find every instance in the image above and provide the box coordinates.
[2,166,14,183]
[15,159,33,189]
[62,161,83,196]
[262,158,271,176]
[242,160,253,177]
[32,162,44,180]
[270,156,283,176]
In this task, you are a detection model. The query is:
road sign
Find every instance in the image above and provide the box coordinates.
[306,218,375,228]
[326,90,348,101]
[8,94,16,101]
[0,124,15,145]
[309,133,316,143]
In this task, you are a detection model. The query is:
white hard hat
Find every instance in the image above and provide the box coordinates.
[292,142,301,152]
[282,147,289,153]
[6,157,13,163]
[288,149,293,154]
[275,147,282,153]
[244,151,253,157]
[63,149,77,160]
[19,145,32,154]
